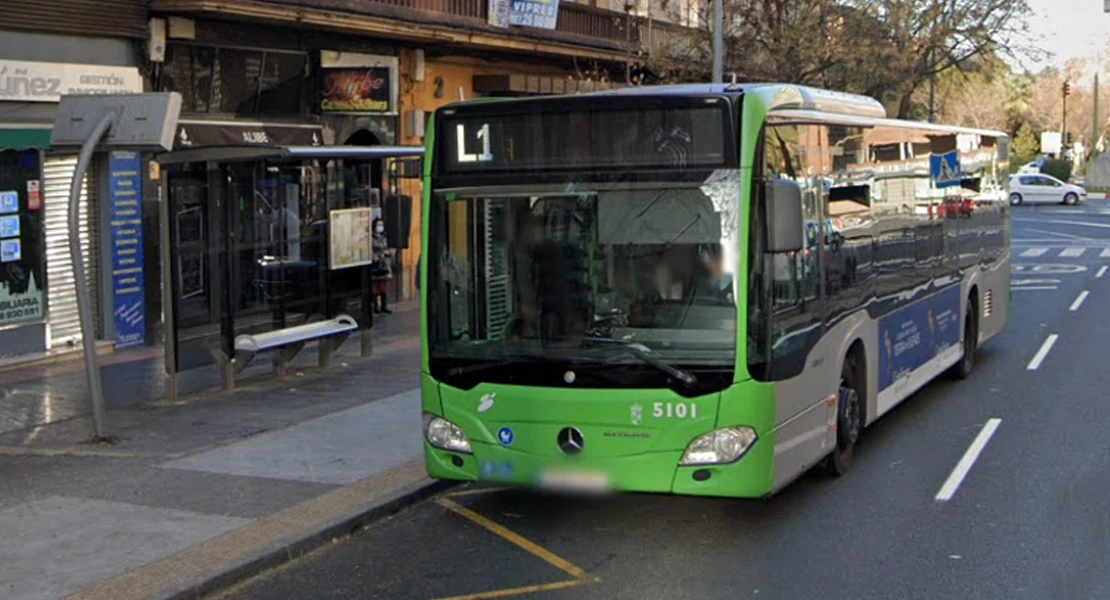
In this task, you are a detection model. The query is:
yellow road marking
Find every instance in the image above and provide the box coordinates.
[426,579,591,600]
[437,497,597,581]
[442,486,516,498]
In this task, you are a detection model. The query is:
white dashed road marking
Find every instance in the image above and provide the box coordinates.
[1060,247,1086,258]
[1027,334,1059,371]
[1070,291,1090,312]
[936,418,1002,502]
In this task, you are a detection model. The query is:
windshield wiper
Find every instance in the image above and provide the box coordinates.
[582,338,697,385]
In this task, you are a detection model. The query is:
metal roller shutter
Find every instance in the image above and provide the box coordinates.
[0,0,148,39]
[43,154,100,348]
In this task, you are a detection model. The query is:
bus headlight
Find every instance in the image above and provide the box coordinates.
[680,427,758,466]
[423,413,473,454]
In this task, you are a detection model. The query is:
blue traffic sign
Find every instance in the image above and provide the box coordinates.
[497,427,515,446]
[930,151,962,189]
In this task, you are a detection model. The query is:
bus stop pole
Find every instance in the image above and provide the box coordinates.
[69,112,117,440]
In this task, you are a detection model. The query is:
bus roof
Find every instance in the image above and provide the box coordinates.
[447,83,885,118]
[441,83,1007,139]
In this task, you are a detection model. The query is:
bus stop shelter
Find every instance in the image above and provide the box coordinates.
[155,144,424,398]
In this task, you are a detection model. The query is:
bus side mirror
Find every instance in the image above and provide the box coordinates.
[765,179,804,253]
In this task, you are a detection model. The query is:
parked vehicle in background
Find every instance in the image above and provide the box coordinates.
[1017,159,1043,174]
[1009,173,1087,205]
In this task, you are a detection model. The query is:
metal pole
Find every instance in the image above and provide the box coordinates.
[712,0,723,83]
[159,171,179,402]
[1094,74,1100,151]
[1062,81,1069,151]
[70,111,116,440]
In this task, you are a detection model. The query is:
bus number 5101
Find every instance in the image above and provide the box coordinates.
[653,402,698,419]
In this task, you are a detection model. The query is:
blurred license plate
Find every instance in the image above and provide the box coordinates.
[537,470,610,493]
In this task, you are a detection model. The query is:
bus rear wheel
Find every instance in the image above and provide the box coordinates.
[826,358,862,477]
[950,297,977,380]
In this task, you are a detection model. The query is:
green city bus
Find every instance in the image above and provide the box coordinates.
[418,83,1010,498]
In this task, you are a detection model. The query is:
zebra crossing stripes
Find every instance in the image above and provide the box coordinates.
[1017,247,1110,259]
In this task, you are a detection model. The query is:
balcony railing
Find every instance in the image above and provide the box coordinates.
[297,0,643,49]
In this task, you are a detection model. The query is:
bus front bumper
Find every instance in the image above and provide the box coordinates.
[423,440,774,499]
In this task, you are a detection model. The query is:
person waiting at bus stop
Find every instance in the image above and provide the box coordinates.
[371,218,395,314]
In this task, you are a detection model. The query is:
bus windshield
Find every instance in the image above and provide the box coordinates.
[427,173,742,391]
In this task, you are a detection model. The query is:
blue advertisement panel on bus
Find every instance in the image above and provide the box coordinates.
[878,285,962,391]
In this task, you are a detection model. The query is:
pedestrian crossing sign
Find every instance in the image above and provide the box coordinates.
[930,151,962,189]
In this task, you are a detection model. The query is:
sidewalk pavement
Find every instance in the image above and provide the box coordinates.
[0,303,420,437]
[0,302,450,600]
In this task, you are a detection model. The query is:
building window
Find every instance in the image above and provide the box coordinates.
[160,44,309,119]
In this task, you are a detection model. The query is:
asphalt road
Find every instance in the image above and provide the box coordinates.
[215,197,1110,600]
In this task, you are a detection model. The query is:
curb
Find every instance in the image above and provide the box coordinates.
[64,461,457,600]
[0,340,116,374]
[163,478,456,600]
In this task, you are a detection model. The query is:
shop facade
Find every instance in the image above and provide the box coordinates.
[151,15,423,300]
[0,31,145,360]
[148,0,650,304]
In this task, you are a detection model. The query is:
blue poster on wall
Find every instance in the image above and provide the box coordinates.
[509,0,558,29]
[878,285,962,391]
[108,151,145,348]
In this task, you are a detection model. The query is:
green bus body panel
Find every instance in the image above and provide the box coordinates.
[420,110,436,375]
[424,379,776,497]
[420,89,780,498]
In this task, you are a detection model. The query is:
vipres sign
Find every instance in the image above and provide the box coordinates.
[0,59,143,103]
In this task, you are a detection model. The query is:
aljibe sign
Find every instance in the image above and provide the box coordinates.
[0,59,143,103]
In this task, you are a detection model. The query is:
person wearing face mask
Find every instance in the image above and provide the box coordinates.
[371,218,395,314]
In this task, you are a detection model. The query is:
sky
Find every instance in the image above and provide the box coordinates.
[1019,0,1110,81]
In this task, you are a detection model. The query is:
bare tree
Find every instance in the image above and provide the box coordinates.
[653,0,1038,119]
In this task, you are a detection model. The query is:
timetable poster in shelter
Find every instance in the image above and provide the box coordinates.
[0,188,44,327]
[329,207,374,270]
[510,0,559,29]
[108,151,146,348]
[878,285,961,391]
[320,67,392,113]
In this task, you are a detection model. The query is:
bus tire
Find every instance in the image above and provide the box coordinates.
[951,297,978,380]
[826,355,863,477]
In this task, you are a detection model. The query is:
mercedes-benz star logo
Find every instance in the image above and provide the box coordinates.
[557,427,585,456]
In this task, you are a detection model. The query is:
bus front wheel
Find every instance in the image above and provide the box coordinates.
[826,357,862,477]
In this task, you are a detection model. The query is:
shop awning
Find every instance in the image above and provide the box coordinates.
[0,127,52,150]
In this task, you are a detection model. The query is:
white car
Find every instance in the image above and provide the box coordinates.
[1008,173,1087,206]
